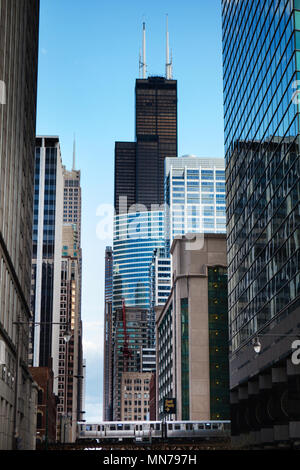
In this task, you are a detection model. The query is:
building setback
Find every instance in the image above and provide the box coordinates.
[156,234,230,421]
[0,0,40,450]
[222,0,300,448]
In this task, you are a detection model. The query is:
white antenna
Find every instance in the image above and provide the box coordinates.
[166,14,173,79]
[139,22,147,79]
[72,134,76,171]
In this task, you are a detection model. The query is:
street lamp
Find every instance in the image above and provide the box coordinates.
[253,337,262,354]
[252,333,299,354]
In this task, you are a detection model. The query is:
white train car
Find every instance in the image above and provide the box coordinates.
[77,420,230,443]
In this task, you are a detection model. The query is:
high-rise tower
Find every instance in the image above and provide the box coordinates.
[107,21,178,421]
[31,137,64,384]
[222,0,300,448]
[114,22,177,214]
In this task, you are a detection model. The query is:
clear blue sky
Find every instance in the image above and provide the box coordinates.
[36,0,224,422]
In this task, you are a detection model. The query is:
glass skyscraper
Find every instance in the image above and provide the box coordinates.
[31,137,64,387]
[222,0,300,447]
[113,211,165,311]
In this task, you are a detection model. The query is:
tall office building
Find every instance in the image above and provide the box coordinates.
[114,22,177,215]
[112,306,149,421]
[0,0,40,450]
[31,137,64,389]
[156,234,229,421]
[222,0,300,448]
[164,155,226,254]
[109,23,178,421]
[103,246,113,421]
[62,157,85,427]
[113,210,165,313]
[135,77,177,210]
[114,77,177,214]
[57,224,82,441]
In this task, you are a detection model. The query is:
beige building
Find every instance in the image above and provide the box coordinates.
[57,224,82,442]
[121,372,152,421]
[156,233,230,421]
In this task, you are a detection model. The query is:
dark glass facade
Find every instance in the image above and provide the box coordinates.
[114,77,177,213]
[32,142,58,366]
[114,142,136,214]
[31,138,62,369]
[135,78,177,209]
[222,0,300,446]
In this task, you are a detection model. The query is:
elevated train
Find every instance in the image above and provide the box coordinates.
[77,420,231,443]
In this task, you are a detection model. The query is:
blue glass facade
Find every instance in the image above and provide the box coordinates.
[222,0,300,445]
[223,0,300,352]
[113,211,165,311]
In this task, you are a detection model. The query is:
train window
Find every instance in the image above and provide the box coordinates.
[212,424,218,429]
[198,424,204,430]
[110,425,116,430]
[97,426,100,431]
[175,425,180,430]
[186,424,193,430]
[117,424,123,430]
[168,424,173,430]
[155,424,160,431]
[205,423,211,429]
[86,425,92,431]
[124,425,131,430]
[150,424,154,429]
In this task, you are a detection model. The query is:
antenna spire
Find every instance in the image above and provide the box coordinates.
[139,22,147,79]
[72,134,76,171]
[166,14,173,79]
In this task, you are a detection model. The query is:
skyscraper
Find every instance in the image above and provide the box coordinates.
[31,137,64,385]
[0,0,40,450]
[62,154,85,427]
[135,76,177,210]
[58,224,82,441]
[114,22,177,214]
[108,23,178,421]
[222,0,300,448]
[114,77,177,214]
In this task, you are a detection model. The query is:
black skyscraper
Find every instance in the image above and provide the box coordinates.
[114,77,177,213]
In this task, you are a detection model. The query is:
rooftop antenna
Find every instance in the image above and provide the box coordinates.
[166,14,173,79]
[139,21,147,79]
[72,133,76,171]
